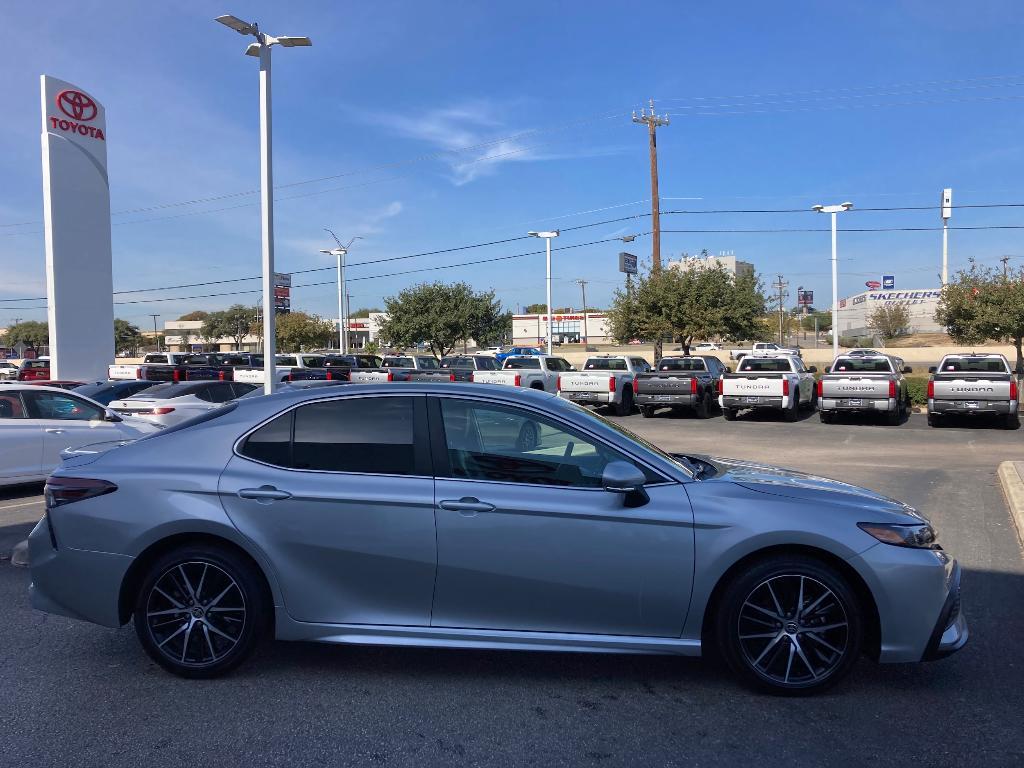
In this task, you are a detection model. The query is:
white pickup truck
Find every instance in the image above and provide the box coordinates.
[556,355,652,416]
[719,355,817,421]
[728,342,801,362]
[471,355,573,392]
[927,353,1019,428]
[232,354,327,384]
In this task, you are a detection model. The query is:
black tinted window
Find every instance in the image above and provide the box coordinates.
[504,357,541,369]
[739,359,791,372]
[293,397,417,474]
[584,358,626,371]
[658,358,706,372]
[241,412,293,466]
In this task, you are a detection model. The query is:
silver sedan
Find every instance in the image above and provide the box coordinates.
[27,383,966,693]
[108,381,257,427]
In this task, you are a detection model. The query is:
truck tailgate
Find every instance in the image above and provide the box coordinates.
[635,373,696,395]
[349,370,392,384]
[721,375,786,397]
[108,364,140,380]
[821,376,891,400]
[932,375,1013,402]
[558,372,616,392]
[471,371,521,386]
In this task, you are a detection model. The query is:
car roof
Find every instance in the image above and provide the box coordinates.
[233,381,556,410]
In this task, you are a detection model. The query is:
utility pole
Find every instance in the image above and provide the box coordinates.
[149,314,160,351]
[1001,255,1011,279]
[772,275,789,345]
[574,279,589,344]
[632,99,669,272]
[941,188,952,285]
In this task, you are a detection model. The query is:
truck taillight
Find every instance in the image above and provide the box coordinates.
[45,476,117,509]
[514,374,522,387]
[218,370,226,381]
[716,378,723,395]
[632,377,639,394]
[888,380,896,399]
[556,375,562,391]
[609,377,616,392]
[172,369,180,383]
[286,373,293,382]
[927,380,934,399]
[449,373,456,382]
[690,377,698,394]
[816,379,823,397]
[1012,379,1019,401]
[326,371,333,381]
[136,368,144,380]
[782,378,790,396]
[387,370,394,382]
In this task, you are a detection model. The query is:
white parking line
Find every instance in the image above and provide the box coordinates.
[0,500,44,512]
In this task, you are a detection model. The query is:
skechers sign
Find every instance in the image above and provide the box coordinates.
[49,90,105,141]
[869,290,941,307]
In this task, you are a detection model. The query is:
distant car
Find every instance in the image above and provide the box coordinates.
[72,380,163,406]
[0,384,159,486]
[17,357,50,381]
[693,343,722,352]
[108,381,257,427]
[24,380,86,390]
[495,347,544,365]
[0,362,18,380]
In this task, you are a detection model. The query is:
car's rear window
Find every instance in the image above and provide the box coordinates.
[136,402,239,441]
[658,358,706,372]
[941,357,1009,373]
[383,357,415,368]
[584,358,626,371]
[23,360,49,369]
[504,357,541,369]
[831,357,893,373]
[132,383,204,399]
[739,358,792,372]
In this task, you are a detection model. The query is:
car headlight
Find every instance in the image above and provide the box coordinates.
[857,522,939,549]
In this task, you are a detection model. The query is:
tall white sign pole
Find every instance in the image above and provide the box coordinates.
[941,187,952,285]
[545,237,553,355]
[831,211,839,359]
[40,76,114,382]
[259,46,277,395]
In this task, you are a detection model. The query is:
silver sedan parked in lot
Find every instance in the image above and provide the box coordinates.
[28,384,966,693]
[107,381,257,427]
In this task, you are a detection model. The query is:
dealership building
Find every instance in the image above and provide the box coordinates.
[833,288,944,336]
[511,313,612,345]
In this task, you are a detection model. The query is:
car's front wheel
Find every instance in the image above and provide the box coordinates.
[716,555,863,695]
[133,544,267,678]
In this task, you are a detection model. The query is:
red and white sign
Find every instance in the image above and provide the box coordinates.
[865,280,881,289]
[274,286,290,299]
[48,89,105,141]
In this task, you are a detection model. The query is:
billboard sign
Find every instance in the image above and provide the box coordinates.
[882,275,895,290]
[274,286,290,299]
[273,272,291,288]
[618,252,638,275]
[41,75,114,382]
[797,290,814,306]
[865,280,881,289]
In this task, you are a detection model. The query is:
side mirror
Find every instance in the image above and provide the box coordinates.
[928,366,937,374]
[104,409,122,423]
[808,366,818,373]
[903,366,913,374]
[602,461,648,506]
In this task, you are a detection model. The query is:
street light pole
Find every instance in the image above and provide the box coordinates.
[320,230,362,355]
[529,231,559,354]
[149,314,160,352]
[813,202,853,359]
[215,14,312,395]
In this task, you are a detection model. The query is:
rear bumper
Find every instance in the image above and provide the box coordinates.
[559,392,614,405]
[929,399,1016,415]
[635,393,698,406]
[820,397,895,412]
[721,394,785,409]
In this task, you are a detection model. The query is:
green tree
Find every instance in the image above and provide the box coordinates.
[275,312,335,351]
[177,311,209,321]
[2,320,49,350]
[113,319,142,355]
[349,307,382,318]
[378,282,508,358]
[936,262,1024,372]
[867,304,911,339]
[201,304,255,350]
[523,303,548,314]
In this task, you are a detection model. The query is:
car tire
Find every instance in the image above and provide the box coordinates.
[723,408,737,421]
[615,387,634,417]
[1004,413,1020,430]
[695,392,711,419]
[640,406,655,418]
[715,554,863,695]
[133,544,268,679]
[927,413,940,428]
[885,408,900,426]
[783,397,799,422]
[819,410,833,424]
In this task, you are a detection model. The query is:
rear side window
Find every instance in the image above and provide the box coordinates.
[293,397,417,474]
[242,411,293,466]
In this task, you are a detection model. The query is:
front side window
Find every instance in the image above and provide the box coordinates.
[438,399,649,488]
[23,391,103,421]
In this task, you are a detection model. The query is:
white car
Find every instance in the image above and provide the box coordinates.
[692,343,721,352]
[108,381,257,427]
[0,384,160,487]
[0,361,18,380]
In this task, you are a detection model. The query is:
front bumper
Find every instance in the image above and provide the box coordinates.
[635,393,698,407]
[923,561,968,660]
[820,397,895,412]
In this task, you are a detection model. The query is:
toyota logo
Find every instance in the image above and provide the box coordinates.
[56,90,97,122]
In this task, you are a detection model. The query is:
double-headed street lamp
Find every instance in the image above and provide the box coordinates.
[812,202,853,358]
[528,230,559,354]
[215,14,311,394]
[319,230,362,354]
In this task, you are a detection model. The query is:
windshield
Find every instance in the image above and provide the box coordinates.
[830,357,893,373]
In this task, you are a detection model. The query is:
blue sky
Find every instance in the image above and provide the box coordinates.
[3,1,1024,328]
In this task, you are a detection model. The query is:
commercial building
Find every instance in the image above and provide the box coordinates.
[833,288,944,337]
[667,251,755,279]
[511,313,612,345]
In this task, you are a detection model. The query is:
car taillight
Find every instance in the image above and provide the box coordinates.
[514,374,522,387]
[690,377,697,394]
[387,370,394,382]
[782,378,790,396]
[449,373,456,382]
[609,377,616,392]
[326,371,334,381]
[888,380,896,399]
[632,377,639,394]
[45,476,117,508]
[218,370,226,381]
[816,379,823,397]
[286,373,293,382]
[1012,379,1019,401]
[927,380,934,399]
[151,407,175,415]
[556,375,562,391]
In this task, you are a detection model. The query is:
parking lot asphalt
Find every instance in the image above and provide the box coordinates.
[2,411,1023,768]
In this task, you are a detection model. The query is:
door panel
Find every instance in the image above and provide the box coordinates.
[429,397,694,637]
[0,390,42,480]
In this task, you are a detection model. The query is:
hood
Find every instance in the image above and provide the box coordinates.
[686,454,925,521]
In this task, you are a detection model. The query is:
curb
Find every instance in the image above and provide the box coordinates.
[996,461,1024,550]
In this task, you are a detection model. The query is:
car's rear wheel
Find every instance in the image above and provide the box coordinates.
[716,555,863,695]
[927,413,940,428]
[695,392,711,419]
[133,544,267,679]
[614,387,634,417]
[783,396,799,422]
[723,407,737,421]
[819,410,833,424]
[1004,413,1020,430]
[640,405,655,418]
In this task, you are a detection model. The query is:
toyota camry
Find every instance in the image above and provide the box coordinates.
[27,383,966,693]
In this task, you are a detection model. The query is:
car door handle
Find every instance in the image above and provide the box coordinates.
[438,497,495,514]
[44,428,65,434]
[237,486,292,501]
